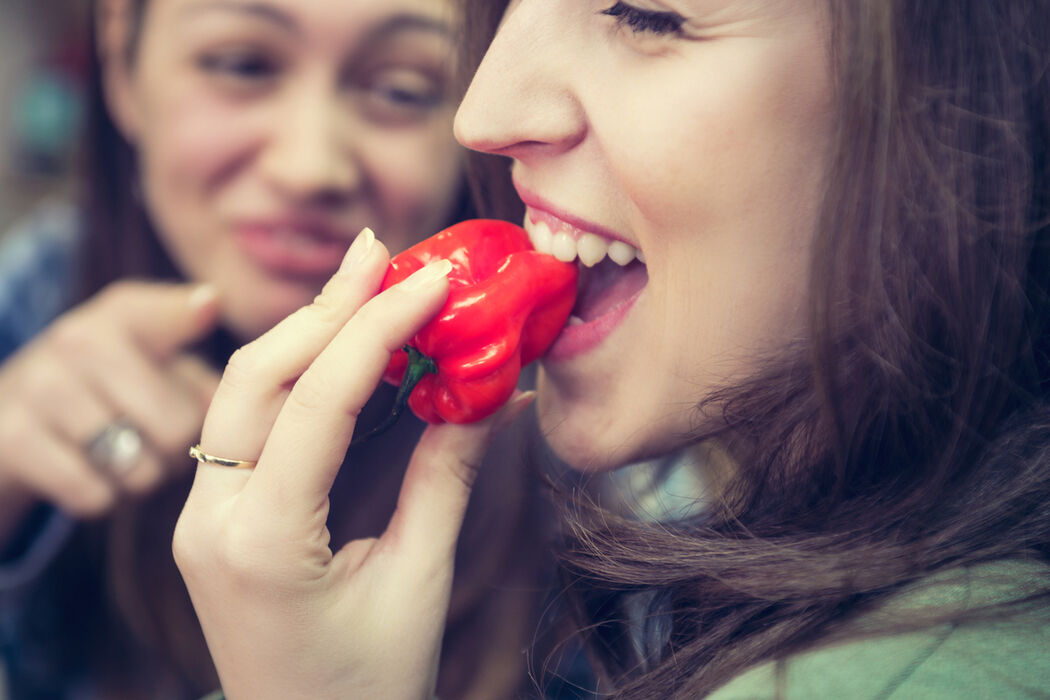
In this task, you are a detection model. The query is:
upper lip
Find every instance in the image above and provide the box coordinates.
[233,214,356,241]
[513,180,635,247]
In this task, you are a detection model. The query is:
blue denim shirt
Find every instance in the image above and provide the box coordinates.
[0,200,79,364]
[0,201,82,697]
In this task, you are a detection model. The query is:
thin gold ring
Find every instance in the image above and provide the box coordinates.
[188,444,257,470]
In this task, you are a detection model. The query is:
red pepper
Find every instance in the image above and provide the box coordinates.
[374,219,577,427]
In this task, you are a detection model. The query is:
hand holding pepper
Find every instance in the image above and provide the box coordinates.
[176,228,539,699]
[377,219,578,426]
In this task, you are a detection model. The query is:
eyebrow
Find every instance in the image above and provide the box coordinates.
[368,14,455,42]
[180,1,298,32]
[179,2,454,42]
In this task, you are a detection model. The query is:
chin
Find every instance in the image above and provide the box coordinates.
[536,370,704,472]
[542,436,629,473]
[535,385,642,473]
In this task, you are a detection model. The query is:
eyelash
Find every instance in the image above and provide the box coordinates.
[198,51,279,83]
[601,1,685,35]
[372,85,441,109]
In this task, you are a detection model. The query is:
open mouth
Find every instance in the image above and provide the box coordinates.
[524,209,648,357]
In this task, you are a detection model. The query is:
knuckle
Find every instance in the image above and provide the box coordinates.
[222,344,268,391]
[444,453,482,492]
[174,507,267,584]
[98,279,139,306]
[305,284,350,323]
[17,356,64,399]
[172,513,206,574]
[213,518,276,585]
[0,405,31,445]
[284,374,333,417]
[172,510,208,570]
[46,316,92,358]
[47,320,116,372]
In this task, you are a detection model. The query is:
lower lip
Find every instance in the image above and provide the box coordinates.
[545,287,644,362]
[235,226,349,277]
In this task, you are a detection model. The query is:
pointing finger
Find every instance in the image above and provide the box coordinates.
[89,281,220,360]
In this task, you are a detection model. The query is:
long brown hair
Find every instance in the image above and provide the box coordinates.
[461,0,1050,697]
[16,2,539,698]
[14,2,217,697]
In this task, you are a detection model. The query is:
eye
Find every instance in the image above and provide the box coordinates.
[601,1,685,36]
[197,49,280,85]
[370,72,442,109]
[353,67,448,126]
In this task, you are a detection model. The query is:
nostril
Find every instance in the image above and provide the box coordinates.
[304,188,352,210]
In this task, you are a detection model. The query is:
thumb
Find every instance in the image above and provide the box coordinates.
[388,391,536,568]
[98,281,220,359]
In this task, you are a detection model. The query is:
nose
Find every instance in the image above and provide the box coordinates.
[259,78,360,204]
[454,0,585,162]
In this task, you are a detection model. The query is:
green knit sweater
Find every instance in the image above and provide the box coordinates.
[708,560,1050,699]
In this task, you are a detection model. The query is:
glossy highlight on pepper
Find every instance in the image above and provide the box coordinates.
[382,219,578,424]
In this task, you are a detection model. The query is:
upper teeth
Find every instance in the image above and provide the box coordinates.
[525,220,643,267]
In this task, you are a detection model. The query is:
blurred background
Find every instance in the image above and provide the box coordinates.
[0,1,89,236]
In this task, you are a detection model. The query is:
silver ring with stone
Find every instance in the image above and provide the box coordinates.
[85,419,144,477]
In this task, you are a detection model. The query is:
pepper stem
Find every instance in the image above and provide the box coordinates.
[350,345,437,446]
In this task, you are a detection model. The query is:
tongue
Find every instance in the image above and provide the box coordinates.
[573,259,648,322]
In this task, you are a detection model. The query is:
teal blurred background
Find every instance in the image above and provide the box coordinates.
[0,1,88,235]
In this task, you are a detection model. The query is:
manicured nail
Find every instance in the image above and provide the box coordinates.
[401,259,453,291]
[339,227,376,273]
[188,284,218,311]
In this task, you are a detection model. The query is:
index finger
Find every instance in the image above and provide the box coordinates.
[90,281,220,359]
[188,230,385,501]
[242,260,453,519]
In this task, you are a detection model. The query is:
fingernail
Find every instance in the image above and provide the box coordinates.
[400,259,453,291]
[339,227,376,273]
[188,284,218,311]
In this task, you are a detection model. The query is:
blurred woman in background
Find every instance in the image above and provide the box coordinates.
[0,1,541,697]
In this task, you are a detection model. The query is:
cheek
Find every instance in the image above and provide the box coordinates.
[601,39,834,236]
[609,47,829,356]
[134,82,265,238]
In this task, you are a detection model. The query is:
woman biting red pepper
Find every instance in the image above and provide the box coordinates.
[364,219,577,432]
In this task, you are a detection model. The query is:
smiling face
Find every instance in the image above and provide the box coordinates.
[455,0,835,471]
[102,0,464,340]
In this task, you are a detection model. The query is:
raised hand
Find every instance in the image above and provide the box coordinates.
[0,281,221,543]
[174,229,530,700]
